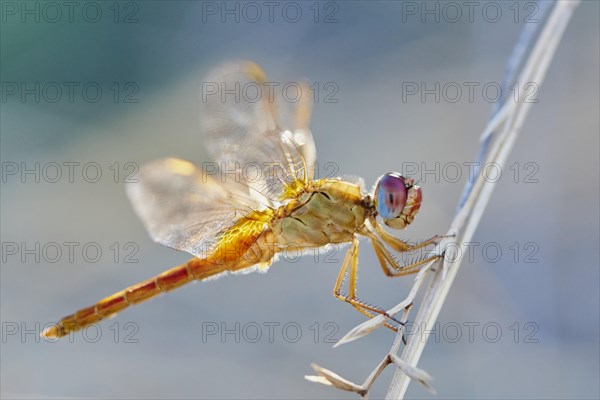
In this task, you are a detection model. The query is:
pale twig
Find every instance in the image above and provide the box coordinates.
[388,1,580,398]
[307,1,580,398]
[305,354,435,397]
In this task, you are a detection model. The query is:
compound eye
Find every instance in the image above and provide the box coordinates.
[374,173,408,220]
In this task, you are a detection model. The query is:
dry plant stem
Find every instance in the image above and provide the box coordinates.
[307,1,579,397]
[458,0,554,209]
[307,353,435,397]
[386,1,580,398]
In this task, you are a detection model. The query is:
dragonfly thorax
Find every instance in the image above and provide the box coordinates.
[270,179,369,249]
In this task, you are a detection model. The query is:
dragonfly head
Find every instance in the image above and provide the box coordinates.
[373,173,422,229]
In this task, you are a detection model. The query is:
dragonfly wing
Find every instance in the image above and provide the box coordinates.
[281,81,317,172]
[201,61,317,205]
[126,158,259,259]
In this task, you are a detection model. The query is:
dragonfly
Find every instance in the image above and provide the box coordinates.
[43,62,442,339]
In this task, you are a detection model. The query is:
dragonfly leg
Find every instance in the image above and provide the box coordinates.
[369,233,442,277]
[372,220,444,253]
[333,237,403,332]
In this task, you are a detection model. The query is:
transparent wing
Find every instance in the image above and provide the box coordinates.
[201,61,316,205]
[126,158,260,258]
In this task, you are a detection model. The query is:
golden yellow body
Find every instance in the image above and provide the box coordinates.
[271,179,368,248]
[42,62,438,340]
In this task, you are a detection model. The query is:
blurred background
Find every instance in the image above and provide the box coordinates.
[1,1,598,398]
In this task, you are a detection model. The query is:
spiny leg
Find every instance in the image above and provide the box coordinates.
[367,234,442,343]
[333,238,402,332]
[372,218,443,254]
[369,232,442,277]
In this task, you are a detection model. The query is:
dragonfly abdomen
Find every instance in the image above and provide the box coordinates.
[42,258,232,339]
[44,217,278,339]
